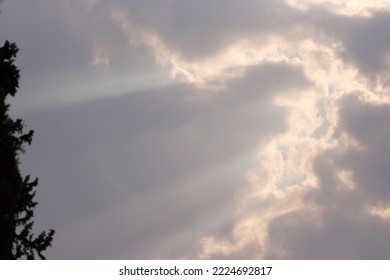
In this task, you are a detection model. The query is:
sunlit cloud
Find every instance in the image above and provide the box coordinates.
[336,169,356,191]
[195,1,390,258]
[4,0,390,259]
[285,0,390,17]
[368,205,390,221]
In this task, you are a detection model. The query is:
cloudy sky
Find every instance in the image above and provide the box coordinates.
[2,0,390,259]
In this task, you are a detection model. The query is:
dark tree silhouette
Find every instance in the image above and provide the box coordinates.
[0,41,55,259]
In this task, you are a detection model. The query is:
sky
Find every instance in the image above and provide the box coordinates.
[1,0,390,259]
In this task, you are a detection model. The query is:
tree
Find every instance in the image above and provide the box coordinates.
[0,40,55,259]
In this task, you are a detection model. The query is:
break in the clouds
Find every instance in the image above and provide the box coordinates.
[1,0,390,259]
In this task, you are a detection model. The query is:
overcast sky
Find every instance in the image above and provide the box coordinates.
[2,0,390,259]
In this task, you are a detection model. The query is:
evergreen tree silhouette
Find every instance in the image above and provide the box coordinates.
[0,41,55,259]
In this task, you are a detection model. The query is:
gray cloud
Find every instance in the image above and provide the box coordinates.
[3,0,390,260]
[0,0,162,112]
[337,94,390,202]
[265,93,390,259]
[20,62,310,259]
[267,208,390,259]
[112,0,305,60]
[311,9,390,83]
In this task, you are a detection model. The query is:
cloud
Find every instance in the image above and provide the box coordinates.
[0,0,166,112]
[312,10,390,88]
[20,60,311,259]
[336,94,390,202]
[112,0,288,57]
[266,98,390,259]
[4,0,390,259]
[145,0,301,60]
[286,0,390,16]
[192,2,390,260]
[200,91,390,259]
[107,0,316,86]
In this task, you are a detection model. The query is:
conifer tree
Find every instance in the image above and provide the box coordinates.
[0,40,55,259]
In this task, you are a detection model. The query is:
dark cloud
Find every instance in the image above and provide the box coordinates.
[267,208,390,259]
[114,0,304,60]
[337,94,390,202]
[312,9,390,82]
[158,0,299,59]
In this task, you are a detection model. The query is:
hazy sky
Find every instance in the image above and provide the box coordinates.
[2,0,390,259]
